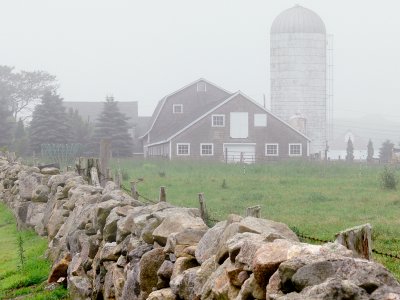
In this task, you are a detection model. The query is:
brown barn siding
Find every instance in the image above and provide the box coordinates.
[170,94,309,161]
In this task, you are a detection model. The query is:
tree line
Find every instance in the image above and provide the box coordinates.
[345,138,396,163]
[0,65,133,157]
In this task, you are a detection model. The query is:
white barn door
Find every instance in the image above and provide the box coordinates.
[224,143,256,164]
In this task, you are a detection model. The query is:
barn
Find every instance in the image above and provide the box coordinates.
[140,79,310,163]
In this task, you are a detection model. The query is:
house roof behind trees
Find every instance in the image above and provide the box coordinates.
[63,101,139,125]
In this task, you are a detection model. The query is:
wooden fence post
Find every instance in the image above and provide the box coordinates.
[198,193,208,222]
[130,181,139,199]
[225,148,228,164]
[246,205,261,218]
[335,223,372,260]
[159,186,166,202]
[90,167,101,187]
[99,138,111,187]
[115,169,122,189]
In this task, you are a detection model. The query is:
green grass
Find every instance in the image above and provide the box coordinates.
[115,159,400,280]
[0,203,68,299]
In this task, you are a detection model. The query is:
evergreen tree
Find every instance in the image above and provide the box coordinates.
[12,119,29,156]
[346,138,354,162]
[367,139,374,162]
[67,108,92,145]
[29,92,70,153]
[379,140,394,164]
[92,96,133,156]
[0,95,15,149]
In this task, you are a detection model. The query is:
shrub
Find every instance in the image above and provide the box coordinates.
[221,179,227,189]
[380,166,397,190]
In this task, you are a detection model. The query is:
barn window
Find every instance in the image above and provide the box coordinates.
[289,143,302,156]
[200,143,214,156]
[212,114,225,127]
[254,114,267,127]
[173,104,183,114]
[177,143,190,155]
[197,81,207,92]
[265,144,279,156]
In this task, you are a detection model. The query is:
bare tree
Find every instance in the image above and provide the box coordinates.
[0,66,58,120]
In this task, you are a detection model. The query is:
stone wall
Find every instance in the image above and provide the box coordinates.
[0,154,399,299]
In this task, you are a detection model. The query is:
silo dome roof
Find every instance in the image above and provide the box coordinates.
[271,5,326,34]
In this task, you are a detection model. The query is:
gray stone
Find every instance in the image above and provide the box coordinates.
[370,285,400,300]
[195,221,227,264]
[121,262,140,299]
[139,247,166,299]
[170,266,200,300]
[94,199,121,234]
[147,288,177,300]
[157,260,174,281]
[103,208,121,242]
[335,223,372,260]
[19,171,42,200]
[236,273,265,300]
[239,216,299,241]
[100,242,119,262]
[171,256,198,281]
[152,213,207,246]
[40,167,60,175]
[68,275,92,300]
[31,184,50,202]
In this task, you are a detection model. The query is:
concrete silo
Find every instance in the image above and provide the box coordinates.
[270,5,327,158]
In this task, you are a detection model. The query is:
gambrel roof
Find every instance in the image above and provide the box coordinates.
[140,78,232,143]
[143,79,310,147]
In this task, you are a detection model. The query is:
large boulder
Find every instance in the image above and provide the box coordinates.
[68,275,92,300]
[165,228,207,258]
[277,254,400,296]
[195,221,227,264]
[47,172,76,194]
[254,240,353,288]
[152,212,207,246]
[276,278,369,300]
[239,216,299,241]
[31,184,50,202]
[18,170,42,200]
[138,247,166,299]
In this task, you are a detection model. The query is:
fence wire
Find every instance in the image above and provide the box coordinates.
[120,184,158,204]
[118,184,400,262]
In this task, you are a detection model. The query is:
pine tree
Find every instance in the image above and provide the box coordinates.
[91,96,133,156]
[367,139,374,162]
[346,137,354,162]
[12,119,29,156]
[0,95,15,149]
[67,108,92,145]
[379,140,394,164]
[29,92,71,153]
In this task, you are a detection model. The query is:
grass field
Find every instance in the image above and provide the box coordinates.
[0,203,68,300]
[115,159,400,279]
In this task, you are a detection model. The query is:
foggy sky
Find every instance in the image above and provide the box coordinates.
[1,0,400,121]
